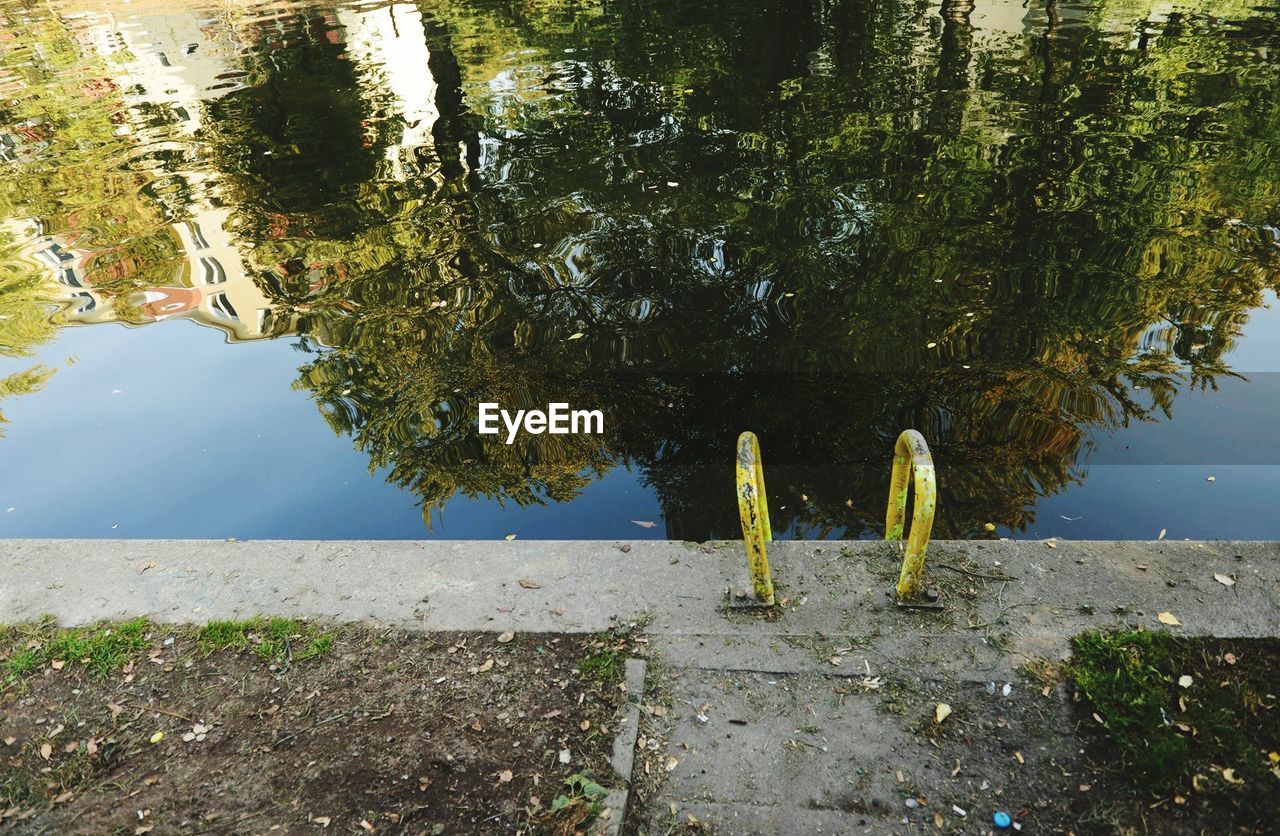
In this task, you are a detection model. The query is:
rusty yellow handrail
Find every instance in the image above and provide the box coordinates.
[886,429,937,599]
[736,431,775,605]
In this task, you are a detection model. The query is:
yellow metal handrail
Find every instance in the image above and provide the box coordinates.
[885,429,938,599]
[735,431,775,605]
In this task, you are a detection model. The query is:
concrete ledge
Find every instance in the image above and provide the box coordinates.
[2,539,1277,679]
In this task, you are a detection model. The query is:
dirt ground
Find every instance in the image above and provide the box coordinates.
[1,620,644,835]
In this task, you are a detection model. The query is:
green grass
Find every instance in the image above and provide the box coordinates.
[577,646,623,682]
[2,617,150,684]
[1067,629,1280,795]
[195,617,331,663]
[3,616,333,686]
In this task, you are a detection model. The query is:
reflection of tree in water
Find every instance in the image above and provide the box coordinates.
[199,0,1280,536]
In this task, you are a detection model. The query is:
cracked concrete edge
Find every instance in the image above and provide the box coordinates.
[593,658,647,836]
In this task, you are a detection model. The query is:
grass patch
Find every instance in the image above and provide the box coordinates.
[2,617,150,684]
[576,622,646,684]
[2,617,334,687]
[578,647,623,682]
[1066,629,1280,798]
[195,617,331,663]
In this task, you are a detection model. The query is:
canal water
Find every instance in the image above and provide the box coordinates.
[1,0,1278,540]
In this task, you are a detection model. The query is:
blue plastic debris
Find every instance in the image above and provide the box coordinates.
[993,810,1013,829]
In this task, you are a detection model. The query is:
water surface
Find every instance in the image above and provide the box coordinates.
[1,0,1279,539]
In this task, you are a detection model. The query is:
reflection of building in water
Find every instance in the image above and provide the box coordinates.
[27,2,449,340]
[18,208,278,341]
[337,3,441,183]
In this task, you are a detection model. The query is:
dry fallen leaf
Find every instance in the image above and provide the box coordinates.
[1214,573,1235,587]
[50,660,65,670]
[2,736,15,746]
[498,769,513,783]
[149,731,164,744]
[1014,751,1024,764]
[477,658,494,673]
[1157,612,1182,626]
[567,332,585,340]
[665,756,679,772]
[138,561,156,574]
[39,743,52,761]
[934,703,952,724]
[1178,675,1194,688]
[504,533,517,541]
[1222,768,1244,785]
[312,816,331,828]
[558,748,571,764]
[518,579,541,589]
[1224,652,1237,665]
[497,631,514,644]
[360,821,375,833]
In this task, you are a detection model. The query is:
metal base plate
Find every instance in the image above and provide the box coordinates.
[894,588,944,611]
[724,587,774,609]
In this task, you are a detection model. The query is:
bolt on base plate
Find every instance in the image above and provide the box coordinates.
[894,587,944,610]
[725,586,774,609]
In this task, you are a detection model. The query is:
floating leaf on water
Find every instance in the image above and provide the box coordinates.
[630,520,658,528]
[1157,528,1167,540]
[504,533,517,540]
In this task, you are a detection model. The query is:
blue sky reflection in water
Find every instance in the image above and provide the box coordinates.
[1,0,1279,540]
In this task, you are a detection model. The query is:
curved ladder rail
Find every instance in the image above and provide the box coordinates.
[735,431,775,605]
[885,429,938,600]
